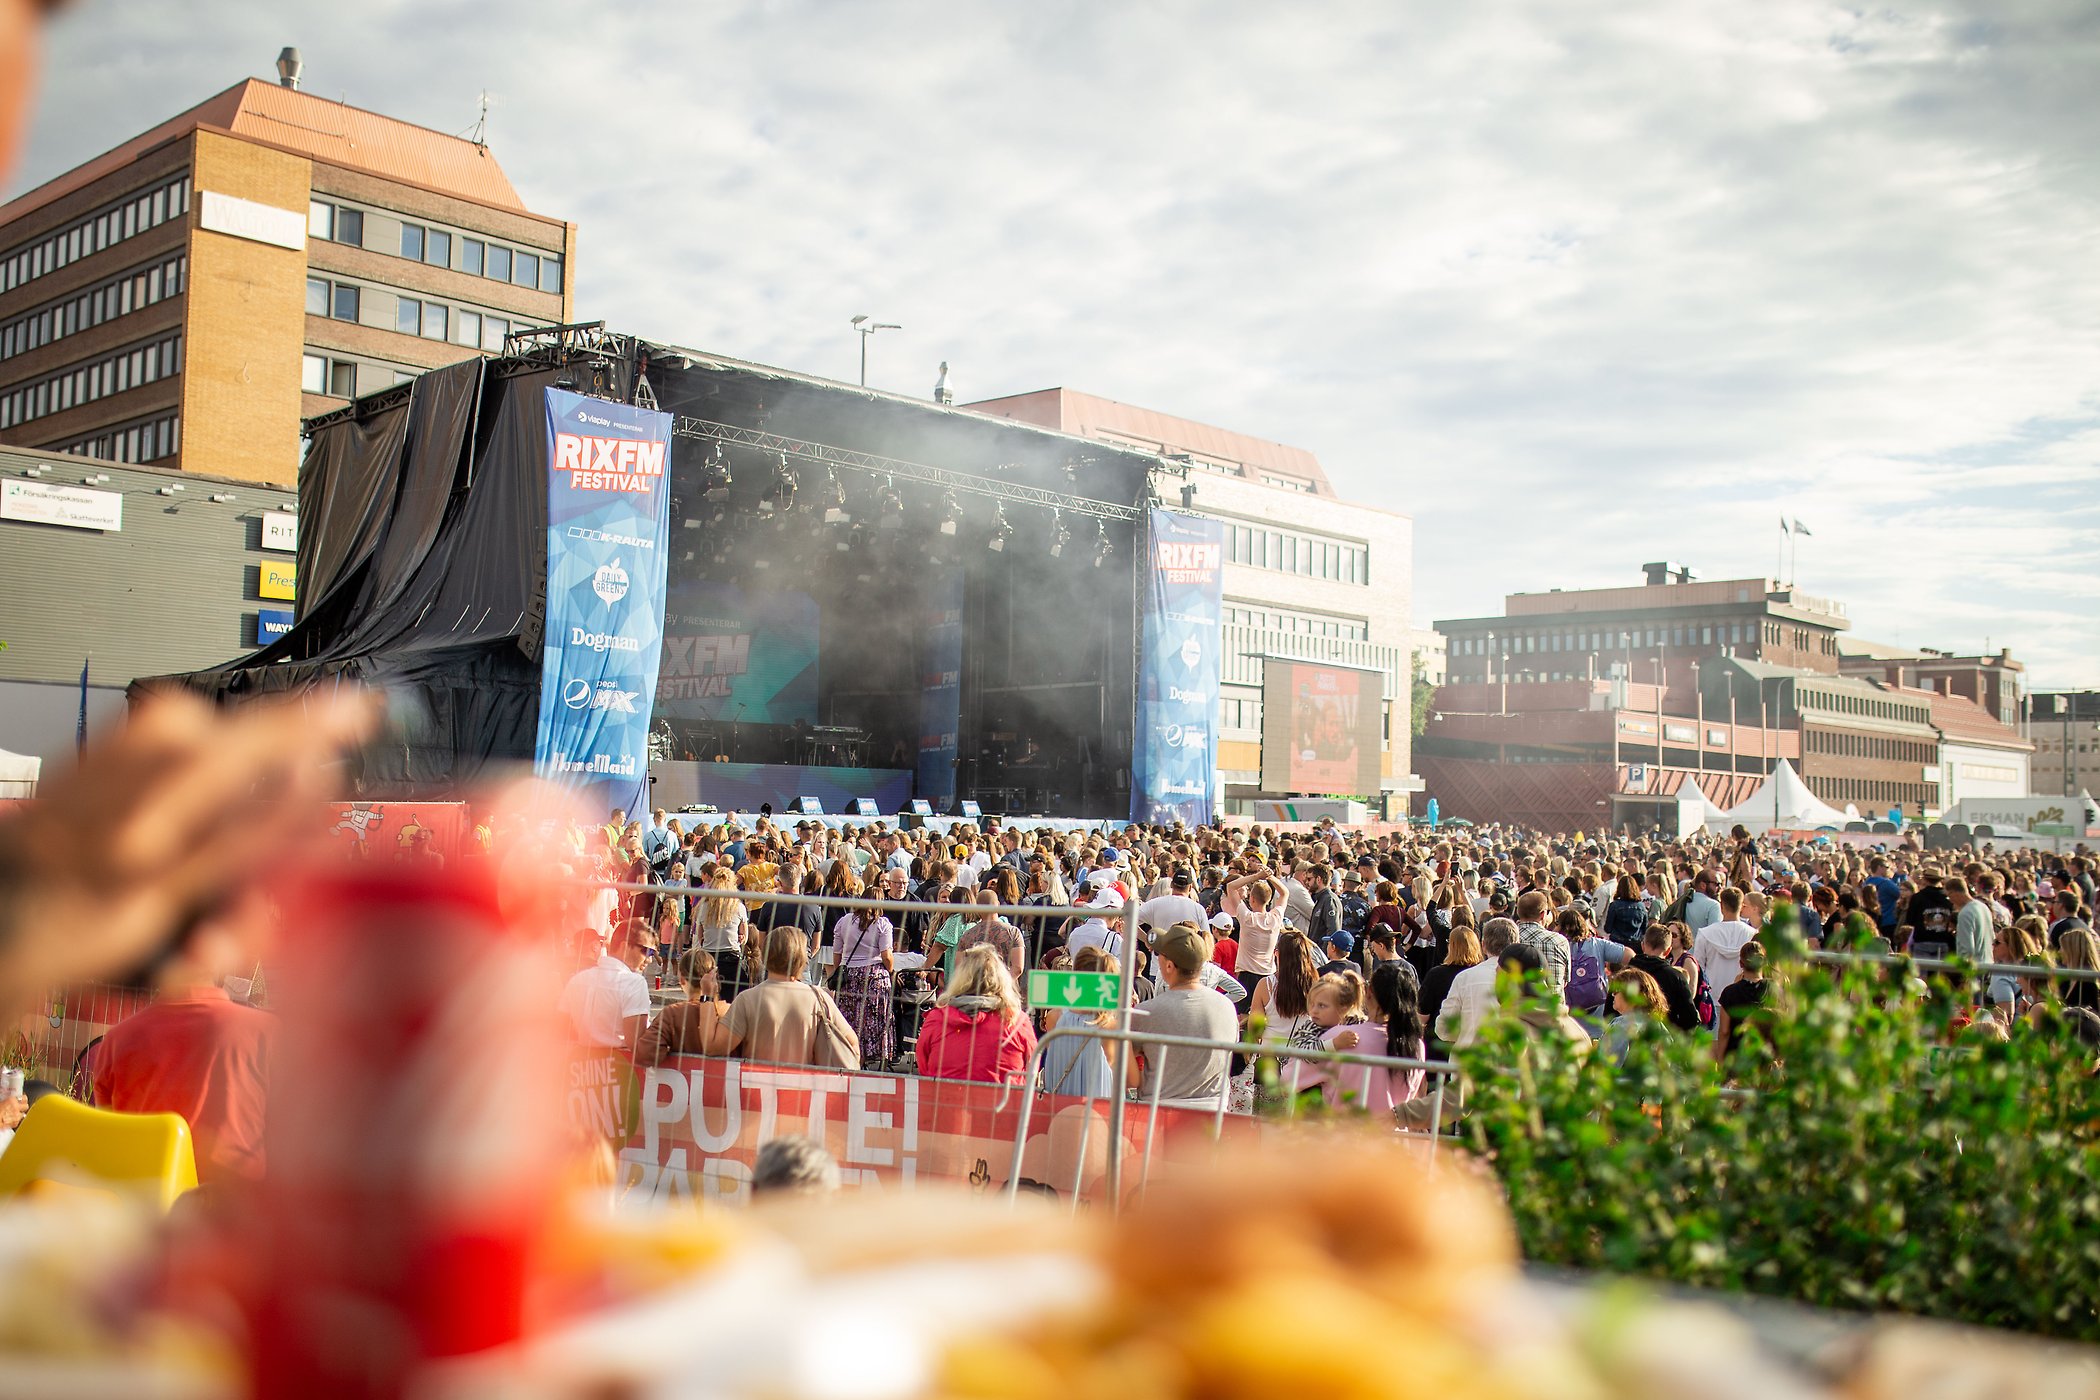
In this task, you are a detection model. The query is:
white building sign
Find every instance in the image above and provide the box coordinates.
[1,479,123,532]
[262,510,298,552]
[198,191,307,252]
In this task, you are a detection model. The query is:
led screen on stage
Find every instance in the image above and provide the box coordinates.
[656,579,819,725]
[1260,659,1383,797]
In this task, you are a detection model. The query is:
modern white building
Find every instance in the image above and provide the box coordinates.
[965,387,1418,814]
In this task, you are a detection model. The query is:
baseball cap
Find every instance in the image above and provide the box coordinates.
[1086,888,1124,911]
[1325,929,1356,956]
[1208,911,1235,930]
[1152,921,1211,975]
[1084,868,1120,889]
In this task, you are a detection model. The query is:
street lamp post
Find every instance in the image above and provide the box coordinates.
[851,314,901,387]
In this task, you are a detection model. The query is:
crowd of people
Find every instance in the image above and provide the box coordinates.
[556,804,2100,1116]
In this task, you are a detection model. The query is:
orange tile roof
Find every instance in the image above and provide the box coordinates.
[964,387,1335,495]
[2,79,531,229]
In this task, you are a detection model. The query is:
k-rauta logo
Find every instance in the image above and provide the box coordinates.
[562,679,641,713]
[592,557,630,605]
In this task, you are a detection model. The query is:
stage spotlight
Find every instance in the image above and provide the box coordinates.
[987,503,1012,552]
[878,476,905,530]
[1180,482,1197,510]
[938,491,961,537]
[1062,460,1079,483]
[821,466,849,524]
[1092,519,1114,568]
[1049,509,1072,559]
[701,441,733,499]
[841,522,864,554]
[758,451,796,516]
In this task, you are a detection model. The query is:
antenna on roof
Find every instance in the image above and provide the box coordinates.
[462,90,493,149]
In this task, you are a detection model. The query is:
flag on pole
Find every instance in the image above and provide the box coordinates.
[1791,519,1812,537]
[1779,516,1790,534]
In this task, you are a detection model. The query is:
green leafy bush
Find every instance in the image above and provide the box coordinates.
[1454,917,2100,1340]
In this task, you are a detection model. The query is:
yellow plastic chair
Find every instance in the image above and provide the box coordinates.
[0,1096,198,1211]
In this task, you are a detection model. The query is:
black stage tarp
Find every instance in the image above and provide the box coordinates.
[141,339,1155,808]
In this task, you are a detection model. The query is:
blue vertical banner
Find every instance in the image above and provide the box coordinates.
[1133,509,1224,825]
[916,568,964,812]
[533,388,672,822]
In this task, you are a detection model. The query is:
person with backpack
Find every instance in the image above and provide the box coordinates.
[1559,905,1629,1035]
[1602,872,1650,949]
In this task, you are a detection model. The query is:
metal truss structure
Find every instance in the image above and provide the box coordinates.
[669,415,1149,523]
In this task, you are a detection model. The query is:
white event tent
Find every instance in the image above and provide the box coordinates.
[1709,760,1858,833]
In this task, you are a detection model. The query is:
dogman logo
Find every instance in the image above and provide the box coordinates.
[593,558,630,605]
[1179,636,1202,669]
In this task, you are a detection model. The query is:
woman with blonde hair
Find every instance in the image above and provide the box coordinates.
[1420,925,1482,1057]
[2056,924,2100,1012]
[1037,945,1137,1100]
[695,866,754,996]
[640,950,727,1065]
[915,944,1038,1084]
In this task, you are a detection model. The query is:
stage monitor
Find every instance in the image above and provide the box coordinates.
[853,798,880,818]
[959,800,982,820]
[657,579,820,725]
[795,796,824,815]
[909,799,933,816]
[1260,658,1383,797]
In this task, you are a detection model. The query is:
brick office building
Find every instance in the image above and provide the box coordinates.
[0,63,573,484]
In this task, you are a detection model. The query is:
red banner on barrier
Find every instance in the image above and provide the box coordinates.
[586,1054,1248,1206]
[322,801,470,864]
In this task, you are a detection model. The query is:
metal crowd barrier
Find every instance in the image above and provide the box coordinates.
[1803,947,2100,983]
[1000,1023,1461,1209]
[610,880,1157,1196]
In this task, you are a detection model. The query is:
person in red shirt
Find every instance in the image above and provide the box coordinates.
[915,945,1036,1084]
[1207,910,1240,977]
[89,904,274,1185]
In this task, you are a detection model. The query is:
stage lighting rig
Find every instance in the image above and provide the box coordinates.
[878,476,906,530]
[938,491,962,537]
[820,466,849,525]
[1050,510,1072,559]
[987,503,1013,552]
[1092,519,1114,569]
[701,441,733,500]
[840,522,864,554]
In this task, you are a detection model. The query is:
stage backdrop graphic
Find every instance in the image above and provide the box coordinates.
[533,388,672,820]
[917,568,963,812]
[657,579,819,725]
[1259,658,1384,797]
[1133,509,1224,825]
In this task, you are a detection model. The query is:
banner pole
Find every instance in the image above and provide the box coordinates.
[1104,890,1139,1208]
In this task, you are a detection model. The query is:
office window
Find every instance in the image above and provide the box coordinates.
[309,200,331,238]
[425,229,451,267]
[331,284,359,322]
[462,239,484,276]
[328,360,356,397]
[397,297,422,335]
[336,207,363,246]
[486,245,511,282]
[455,310,481,347]
[540,254,562,293]
[306,277,328,316]
[483,315,509,351]
[401,224,425,261]
[301,353,326,393]
[421,301,448,340]
[513,250,539,287]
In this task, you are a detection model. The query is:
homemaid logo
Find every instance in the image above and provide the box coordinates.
[552,433,667,493]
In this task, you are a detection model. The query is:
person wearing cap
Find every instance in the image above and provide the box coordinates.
[1206,910,1239,978]
[1139,869,1206,937]
[1317,929,1358,979]
[1135,923,1239,1110]
[1065,888,1127,960]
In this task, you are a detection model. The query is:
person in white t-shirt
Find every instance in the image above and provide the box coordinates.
[559,919,653,1050]
[1065,890,1128,960]
[1138,868,1206,937]
[1693,886,1759,999]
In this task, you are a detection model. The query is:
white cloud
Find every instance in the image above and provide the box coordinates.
[13,0,2099,685]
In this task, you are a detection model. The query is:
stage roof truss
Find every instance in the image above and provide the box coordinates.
[670,415,1145,523]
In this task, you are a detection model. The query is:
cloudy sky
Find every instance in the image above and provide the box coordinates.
[15,1,2100,686]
